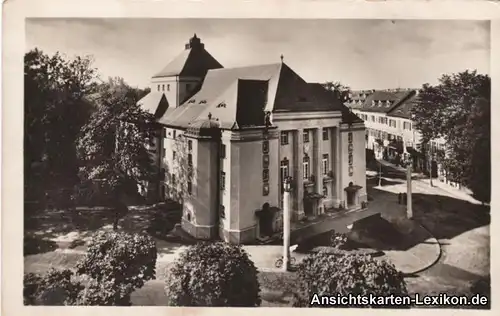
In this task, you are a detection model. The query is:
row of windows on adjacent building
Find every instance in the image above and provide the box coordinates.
[279,153,331,181]
[357,113,412,130]
[156,83,192,93]
[280,128,330,146]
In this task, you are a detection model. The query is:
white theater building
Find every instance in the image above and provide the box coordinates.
[138,34,374,244]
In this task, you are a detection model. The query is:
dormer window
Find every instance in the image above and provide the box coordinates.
[199,100,207,104]
[217,102,226,108]
[188,99,196,104]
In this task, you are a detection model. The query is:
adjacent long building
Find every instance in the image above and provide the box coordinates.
[138,34,371,244]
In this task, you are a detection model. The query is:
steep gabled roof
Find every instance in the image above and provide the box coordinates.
[360,90,415,113]
[137,91,171,118]
[152,47,223,78]
[387,93,419,119]
[158,63,282,129]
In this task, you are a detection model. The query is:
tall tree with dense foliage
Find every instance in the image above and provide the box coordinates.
[77,77,157,227]
[323,81,352,103]
[411,70,490,203]
[24,49,98,203]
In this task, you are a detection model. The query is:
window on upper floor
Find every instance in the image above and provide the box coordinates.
[188,140,192,151]
[187,181,192,195]
[157,85,160,92]
[303,155,310,179]
[280,131,289,145]
[322,128,329,141]
[322,154,329,175]
[162,84,165,91]
[188,153,193,167]
[173,151,176,160]
[167,84,171,91]
[173,130,177,139]
[303,130,310,143]
[371,115,375,122]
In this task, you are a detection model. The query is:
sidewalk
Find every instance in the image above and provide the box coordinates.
[377,159,480,205]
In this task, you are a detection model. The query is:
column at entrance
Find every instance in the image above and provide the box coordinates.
[334,127,343,208]
[293,129,305,220]
[315,128,323,214]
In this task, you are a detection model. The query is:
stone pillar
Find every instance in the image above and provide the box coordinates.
[315,128,323,214]
[283,178,291,271]
[294,129,305,219]
[335,127,343,208]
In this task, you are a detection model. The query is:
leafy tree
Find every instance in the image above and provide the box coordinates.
[411,70,490,203]
[77,77,157,228]
[23,269,84,305]
[24,49,98,203]
[292,251,407,308]
[165,242,261,307]
[76,231,157,305]
[323,81,352,103]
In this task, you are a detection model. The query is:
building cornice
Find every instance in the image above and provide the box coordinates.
[272,110,342,122]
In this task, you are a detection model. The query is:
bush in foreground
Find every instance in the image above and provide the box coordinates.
[292,250,407,307]
[75,231,157,305]
[23,269,83,305]
[165,242,261,307]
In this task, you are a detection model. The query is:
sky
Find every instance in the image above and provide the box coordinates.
[25,18,490,90]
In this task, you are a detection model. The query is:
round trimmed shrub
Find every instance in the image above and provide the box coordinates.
[75,231,157,305]
[330,232,348,249]
[23,269,83,305]
[293,250,407,307]
[165,242,261,307]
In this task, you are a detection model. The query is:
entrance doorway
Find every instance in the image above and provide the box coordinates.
[344,182,362,209]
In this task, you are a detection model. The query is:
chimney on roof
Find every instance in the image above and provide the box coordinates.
[185,33,204,50]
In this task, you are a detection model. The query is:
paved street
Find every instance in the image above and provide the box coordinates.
[368,160,490,297]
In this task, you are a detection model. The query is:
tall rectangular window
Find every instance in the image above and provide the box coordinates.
[162,84,165,91]
[188,153,193,167]
[263,169,269,182]
[188,140,192,151]
[173,151,176,160]
[167,84,170,91]
[303,155,310,179]
[303,130,310,143]
[280,131,288,145]
[322,128,329,141]
[172,174,176,186]
[173,130,177,139]
[157,85,160,91]
[322,154,329,175]
[187,181,192,195]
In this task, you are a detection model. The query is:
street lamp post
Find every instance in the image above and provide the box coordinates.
[378,160,382,187]
[282,177,292,272]
[404,154,413,219]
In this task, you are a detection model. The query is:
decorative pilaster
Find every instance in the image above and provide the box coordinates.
[335,127,343,207]
[315,128,323,213]
[294,129,305,219]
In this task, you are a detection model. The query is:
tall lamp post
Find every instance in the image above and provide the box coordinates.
[403,154,413,219]
[282,177,292,271]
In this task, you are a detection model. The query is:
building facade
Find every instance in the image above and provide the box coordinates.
[347,89,448,180]
[138,35,370,244]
